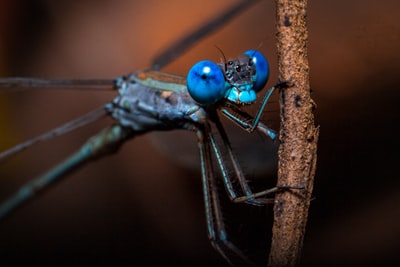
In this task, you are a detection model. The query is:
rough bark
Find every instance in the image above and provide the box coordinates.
[268,0,319,266]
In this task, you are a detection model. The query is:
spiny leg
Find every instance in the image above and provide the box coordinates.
[249,82,286,132]
[204,122,241,201]
[213,113,303,205]
[208,116,298,206]
[196,126,253,266]
[221,104,278,140]
[209,111,255,202]
[233,185,305,204]
[208,109,291,205]
[221,82,287,135]
[204,114,278,206]
[0,124,135,220]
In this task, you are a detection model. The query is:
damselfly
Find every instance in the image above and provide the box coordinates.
[0,0,287,265]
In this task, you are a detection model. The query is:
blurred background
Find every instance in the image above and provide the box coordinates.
[0,0,399,266]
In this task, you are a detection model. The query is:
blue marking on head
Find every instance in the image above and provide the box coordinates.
[187,50,269,105]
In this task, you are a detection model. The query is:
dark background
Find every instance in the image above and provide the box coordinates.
[0,0,399,266]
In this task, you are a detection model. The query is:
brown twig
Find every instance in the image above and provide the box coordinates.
[268,1,319,266]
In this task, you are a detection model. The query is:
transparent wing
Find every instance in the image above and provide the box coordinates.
[0,78,114,92]
[0,107,108,162]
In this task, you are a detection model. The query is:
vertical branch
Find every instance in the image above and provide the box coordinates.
[268,0,319,267]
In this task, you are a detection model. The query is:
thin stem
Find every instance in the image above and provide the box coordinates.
[268,1,319,266]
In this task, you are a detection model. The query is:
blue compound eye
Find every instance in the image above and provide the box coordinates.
[187,60,226,105]
[244,50,269,92]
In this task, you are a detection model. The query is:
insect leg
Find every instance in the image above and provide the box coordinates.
[196,126,253,266]
[221,82,288,136]
[217,105,303,204]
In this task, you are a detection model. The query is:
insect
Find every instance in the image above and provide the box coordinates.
[0,0,287,266]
